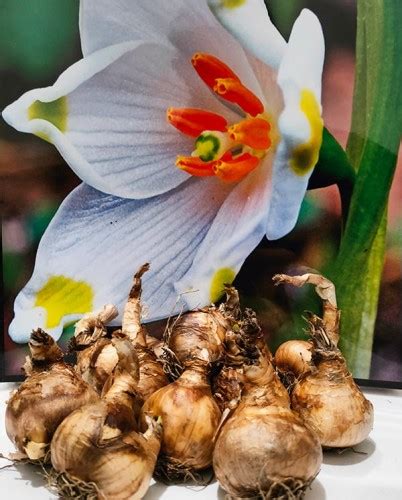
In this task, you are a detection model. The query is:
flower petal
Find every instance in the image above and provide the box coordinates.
[266,9,324,240]
[245,55,284,119]
[175,155,273,307]
[3,41,241,199]
[8,179,234,343]
[207,0,286,70]
[79,0,266,103]
[79,0,206,55]
[277,9,324,102]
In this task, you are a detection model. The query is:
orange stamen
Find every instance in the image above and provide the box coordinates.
[167,107,228,137]
[213,152,260,183]
[191,53,240,89]
[176,156,215,177]
[228,118,271,150]
[213,78,264,117]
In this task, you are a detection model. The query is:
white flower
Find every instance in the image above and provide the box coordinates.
[3,0,324,342]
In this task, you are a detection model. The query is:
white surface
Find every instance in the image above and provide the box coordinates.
[1,382,402,499]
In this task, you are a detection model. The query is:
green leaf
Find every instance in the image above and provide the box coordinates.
[336,212,387,377]
[331,0,402,377]
[309,129,355,188]
[308,127,356,222]
[265,0,303,39]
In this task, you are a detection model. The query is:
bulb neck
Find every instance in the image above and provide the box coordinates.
[179,364,209,386]
[242,359,290,408]
[103,372,138,403]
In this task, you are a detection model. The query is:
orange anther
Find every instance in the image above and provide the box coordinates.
[176,156,215,177]
[228,117,271,150]
[213,152,260,183]
[167,108,228,137]
[191,53,240,89]
[213,78,264,117]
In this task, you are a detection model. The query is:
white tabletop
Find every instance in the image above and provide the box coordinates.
[1,382,401,499]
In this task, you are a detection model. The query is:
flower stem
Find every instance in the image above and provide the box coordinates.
[331,0,401,377]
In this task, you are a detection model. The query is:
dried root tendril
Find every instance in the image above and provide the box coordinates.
[0,452,102,499]
[162,297,188,346]
[158,306,187,381]
[153,455,213,486]
[0,452,27,470]
[222,476,315,500]
[333,447,368,456]
[258,475,315,500]
[43,468,103,500]
[160,346,184,381]
[0,453,103,499]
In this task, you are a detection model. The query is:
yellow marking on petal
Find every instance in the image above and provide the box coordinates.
[34,275,93,329]
[290,89,323,176]
[28,96,68,142]
[210,267,236,303]
[221,0,246,9]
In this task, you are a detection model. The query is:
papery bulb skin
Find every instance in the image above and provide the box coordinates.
[272,273,375,448]
[75,338,119,394]
[51,403,161,500]
[146,335,164,358]
[136,345,169,403]
[73,267,168,400]
[6,329,98,460]
[141,304,228,478]
[71,305,119,394]
[292,359,374,448]
[211,293,322,499]
[141,366,221,475]
[213,362,322,499]
[213,404,322,498]
[51,337,162,499]
[122,264,168,401]
[168,309,228,365]
[74,335,167,402]
[275,340,312,378]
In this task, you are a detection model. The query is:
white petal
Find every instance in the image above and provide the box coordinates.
[208,0,286,70]
[266,9,324,240]
[175,156,273,308]
[277,9,325,101]
[3,41,242,199]
[79,0,207,55]
[245,55,284,118]
[9,179,234,343]
[79,0,266,102]
[265,143,310,240]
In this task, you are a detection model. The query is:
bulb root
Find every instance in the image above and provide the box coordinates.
[153,455,213,485]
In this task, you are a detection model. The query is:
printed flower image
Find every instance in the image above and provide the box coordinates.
[1,0,401,383]
[3,0,324,342]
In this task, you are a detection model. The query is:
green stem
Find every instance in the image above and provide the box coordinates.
[337,211,387,377]
[332,0,402,376]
